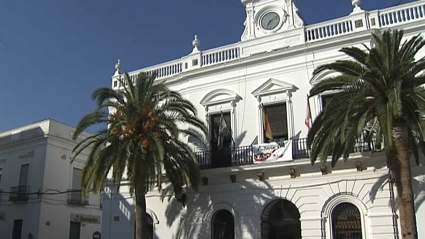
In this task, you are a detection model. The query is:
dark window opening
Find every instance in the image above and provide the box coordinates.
[321,94,335,109]
[261,199,301,239]
[210,112,232,168]
[331,202,363,239]
[69,221,81,239]
[263,103,288,144]
[212,210,235,239]
[12,220,23,239]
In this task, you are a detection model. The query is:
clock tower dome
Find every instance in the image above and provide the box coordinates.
[240,0,304,41]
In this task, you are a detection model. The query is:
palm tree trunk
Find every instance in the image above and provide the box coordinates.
[392,122,418,239]
[135,186,148,239]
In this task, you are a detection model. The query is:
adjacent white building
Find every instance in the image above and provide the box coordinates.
[0,119,102,239]
[103,0,425,238]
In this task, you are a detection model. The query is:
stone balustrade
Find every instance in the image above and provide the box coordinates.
[112,1,425,88]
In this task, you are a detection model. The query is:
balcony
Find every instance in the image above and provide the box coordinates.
[9,186,29,202]
[67,190,89,205]
[195,138,375,169]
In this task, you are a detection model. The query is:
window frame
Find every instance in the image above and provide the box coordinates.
[200,89,241,148]
[322,194,369,239]
[251,78,295,144]
[211,209,235,239]
[262,102,289,143]
[258,98,292,144]
[331,202,363,239]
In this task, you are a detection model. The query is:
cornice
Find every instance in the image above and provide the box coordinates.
[179,54,346,95]
[165,20,425,90]
[0,136,47,155]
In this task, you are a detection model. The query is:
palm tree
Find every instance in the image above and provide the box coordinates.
[71,72,207,239]
[307,29,425,239]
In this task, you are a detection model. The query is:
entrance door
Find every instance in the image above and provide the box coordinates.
[69,221,81,239]
[210,113,232,168]
[12,220,23,239]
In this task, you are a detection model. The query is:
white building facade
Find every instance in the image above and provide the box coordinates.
[0,119,102,239]
[103,1,425,238]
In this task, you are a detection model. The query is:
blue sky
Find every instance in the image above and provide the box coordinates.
[0,0,415,132]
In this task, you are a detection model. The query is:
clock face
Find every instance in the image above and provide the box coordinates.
[261,12,280,30]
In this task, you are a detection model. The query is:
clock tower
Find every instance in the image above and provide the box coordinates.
[240,0,304,41]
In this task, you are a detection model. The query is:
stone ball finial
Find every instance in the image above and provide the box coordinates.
[114,59,122,75]
[351,0,361,7]
[350,0,363,14]
[191,35,201,54]
[115,59,121,71]
[192,35,200,48]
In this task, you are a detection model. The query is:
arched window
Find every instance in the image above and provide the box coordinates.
[212,209,234,239]
[261,199,301,239]
[331,202,362,239]
[134,213,154,239]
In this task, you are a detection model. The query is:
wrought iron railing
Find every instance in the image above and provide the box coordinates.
[67,190,89,205]
[195,137,375,169]
[9,186,29,202]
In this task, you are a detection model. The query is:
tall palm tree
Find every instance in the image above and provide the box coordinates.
[307,29,425,239]
[71,72,207,239]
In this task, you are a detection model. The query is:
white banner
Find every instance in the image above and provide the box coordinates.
[253,141,293,163]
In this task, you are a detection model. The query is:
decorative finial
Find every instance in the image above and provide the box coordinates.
[114,59,121,75]
[351,0,363,14]
[191,35,201,53]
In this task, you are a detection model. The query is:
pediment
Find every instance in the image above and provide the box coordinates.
[251,78,296,97]
[200,89,241,106]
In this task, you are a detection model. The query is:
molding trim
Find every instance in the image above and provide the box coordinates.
[202,202,242,239]
[321,193,370,239]
[200,88,241,107]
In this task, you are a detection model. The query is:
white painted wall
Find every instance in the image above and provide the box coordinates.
[0,120,102,239]
[104,156,425,239]
[104,1,425,238]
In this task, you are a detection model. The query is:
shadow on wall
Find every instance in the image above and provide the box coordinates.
[368,159,425,213]
[161,178,278,239]
[187,127,249,150]
[104,180,160,239]
[167,130,301,238]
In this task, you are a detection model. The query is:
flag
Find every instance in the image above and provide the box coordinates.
[263,108,273,140]
[217,113,228,149]
[305,96,312,130]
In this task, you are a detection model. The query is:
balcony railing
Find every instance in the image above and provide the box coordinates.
[195,137,375,169]
[9,186,29,202]
[67,190,89,205]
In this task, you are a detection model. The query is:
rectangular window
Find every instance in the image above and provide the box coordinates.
[210,112,232,168]
[263,103,288,143]
[321,94,335,109]
[210,112,231,143]
[70,168,84,203]
[69,221,81,239]
[12,220,23,239]
[72,168,82,190]
[19,164,29,187]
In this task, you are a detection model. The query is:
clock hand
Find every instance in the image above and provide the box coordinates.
[267,19,273,28]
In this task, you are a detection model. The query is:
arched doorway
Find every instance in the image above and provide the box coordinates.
[134,213,154,239]
[261,199,301,239]
[212,209,235,239]
[331,202,362,239]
